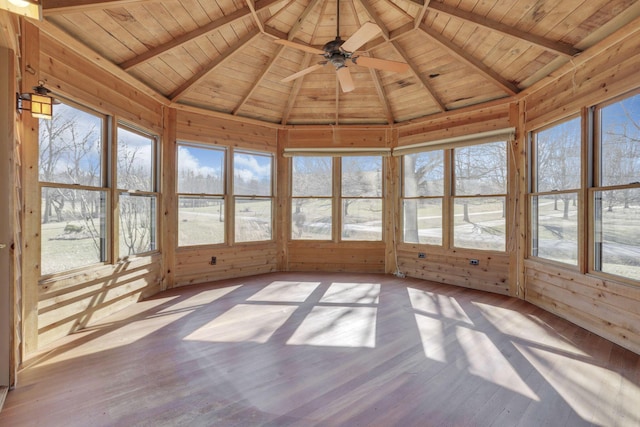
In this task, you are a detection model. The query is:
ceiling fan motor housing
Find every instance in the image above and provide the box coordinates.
[323,37,352,69]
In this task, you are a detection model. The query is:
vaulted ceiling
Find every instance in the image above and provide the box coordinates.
[42,0,640,125]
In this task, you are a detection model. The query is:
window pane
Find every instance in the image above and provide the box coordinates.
[342,199,382,241]
[600,94,640,187]
[453,197,506,251]
[234,152,272,196]
[403,151,444,197]
[535,117,581,192]
[292,198,332,240]
[41,187,106,275]
[595,189,640,280]
[455,141,507,195]
[117,127,154,191]
[403,198,442,245]
[119,194,156,256]
[342,156,382,197]
[178,196,225,246]
[178,145,225,194]
[235,198,272,242]
[292,157,332,196]
[39,102,103,186]
[531,194,579,265]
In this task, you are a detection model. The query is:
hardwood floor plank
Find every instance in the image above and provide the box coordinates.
[1,272,639,426]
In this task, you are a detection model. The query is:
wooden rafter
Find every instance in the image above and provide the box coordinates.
[355,0,390,41]
[245,0,265,33]
[170,30,261,102]
[288,0,323,40]
[233,44,286,115]
[427,2,581,58]
[281,53,314,125]
[43,0,154,15]
[118,0,282,70]
[414,0,431,29]
[367,55,394,124]
[417,22,519,96]
[390,40,446,112]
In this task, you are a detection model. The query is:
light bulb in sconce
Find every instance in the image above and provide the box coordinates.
[8,0,32,7]
[1,0,42,20]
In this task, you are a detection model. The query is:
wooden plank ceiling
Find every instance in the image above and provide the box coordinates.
[43,0,640,125]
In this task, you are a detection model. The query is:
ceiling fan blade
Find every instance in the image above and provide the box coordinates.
[274,39,325,55]
[337,67,355,93]
[341,22,382,53]
[353,56,409,73]
[282,63,325,82]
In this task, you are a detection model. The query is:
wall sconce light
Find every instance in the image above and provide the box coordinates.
[0,0,42,20]
[17,82,55,120]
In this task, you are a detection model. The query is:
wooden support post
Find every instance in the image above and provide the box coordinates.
[20,20,41,356]
[161,107,177,290]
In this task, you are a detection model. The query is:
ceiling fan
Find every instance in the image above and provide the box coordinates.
[275,0,409,92]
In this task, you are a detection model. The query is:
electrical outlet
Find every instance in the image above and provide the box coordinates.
[210,256,217,265]
[469,259,479,265]
[418,252,426,259]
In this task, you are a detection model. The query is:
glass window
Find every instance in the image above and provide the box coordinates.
[39,102,108,275]
[341,156,383,241]
[291,156,332,240]
[233,150,274,242]
[453,141,507,251]
[530,117,581,265]
[594,93,640,280]
[402,150,444,245]
[116,125,159,257]
[177,143,226,246]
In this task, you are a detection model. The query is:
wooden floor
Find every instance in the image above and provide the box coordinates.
[2,272,639,426]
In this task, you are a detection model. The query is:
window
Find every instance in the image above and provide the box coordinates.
[530,117,581,265]
[402,150,444,245]
[39,101,107,275]
[233,150,274,242]
[116,125,158,257]
[341,156,383,241]
[593,92,640,280]
[177,143,226,246]
[453,141,507,251]
[291,156,332,240]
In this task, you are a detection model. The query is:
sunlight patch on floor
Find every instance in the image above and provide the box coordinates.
[184,304,298,343]
[514,342,640,426]
[287,306,377,348]
[158,285,242,314]
[319,282,380,304]
[475,302,589,357]
[413,314,447,362]
[407,287,474,325]
[247,281,321,302]
[456,326,539,400]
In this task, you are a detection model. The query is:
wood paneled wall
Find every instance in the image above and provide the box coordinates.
[173,109,279,287]
[23,23,167,350]
[8,14,640,357]
[520,25,640,356]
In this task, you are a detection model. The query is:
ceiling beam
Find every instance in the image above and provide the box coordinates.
[118,0,282,70]
[427,2,580,58]
[367,56,394,124]
[414,0,431,29]
[391,40,446,112]
[288,0,323,40]
[354,0,390,41]
[281,53,314,125]
[417,22,519,96]
[245,0,265,33]
[43,0,154,15]
[170,30,261,102]
[233,44,285,115]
